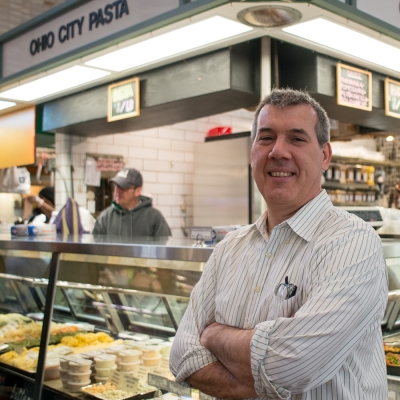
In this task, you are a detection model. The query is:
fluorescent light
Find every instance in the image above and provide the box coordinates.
[0,66,110,101]
[86,16,252,72]
[0,100,16,110]
[283,18,400,73]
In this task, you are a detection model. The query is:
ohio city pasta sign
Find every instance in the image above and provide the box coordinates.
[29,0,129,56]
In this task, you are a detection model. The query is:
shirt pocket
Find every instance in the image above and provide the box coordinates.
[268,291,302,321]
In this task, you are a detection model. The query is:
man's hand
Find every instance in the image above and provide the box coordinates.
[200,322,255,388]
[187,361,257,399]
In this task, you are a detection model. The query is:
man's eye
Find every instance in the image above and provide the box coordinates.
[259,136,273,141]
[293,137,305,142]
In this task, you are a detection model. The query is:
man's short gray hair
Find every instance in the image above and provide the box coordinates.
[251,88,330,147]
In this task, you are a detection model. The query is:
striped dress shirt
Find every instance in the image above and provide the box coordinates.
[170,190,388,399]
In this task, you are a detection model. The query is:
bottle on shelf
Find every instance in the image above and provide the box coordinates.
[339,164,347,184]
[354,165,362,183]
[361,165,369,183]
[346,165,355,184]
[367,166,375,186]
[368,191,376,203]
[325,166,333,182]
[332,163,341,182]
[354,191,363,203]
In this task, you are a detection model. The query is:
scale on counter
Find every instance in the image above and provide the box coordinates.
[338,206,385,229]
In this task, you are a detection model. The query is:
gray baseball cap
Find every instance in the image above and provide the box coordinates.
[109,168,143,189]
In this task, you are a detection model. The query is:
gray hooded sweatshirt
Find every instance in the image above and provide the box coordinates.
[92,195,171,238]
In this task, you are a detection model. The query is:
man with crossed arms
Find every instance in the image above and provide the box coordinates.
[170,89,387,399]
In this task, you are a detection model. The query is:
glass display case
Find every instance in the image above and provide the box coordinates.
[0,234,213,400]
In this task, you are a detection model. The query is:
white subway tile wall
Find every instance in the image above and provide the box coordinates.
[55,109,254,238]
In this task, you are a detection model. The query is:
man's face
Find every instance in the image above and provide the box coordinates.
[113,185,141,209]
[251,104,332,214]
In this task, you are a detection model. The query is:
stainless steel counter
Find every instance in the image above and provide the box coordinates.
[0,234,214,262]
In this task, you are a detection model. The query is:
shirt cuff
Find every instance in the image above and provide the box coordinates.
[250,321,291,400]
[172,346,218,385]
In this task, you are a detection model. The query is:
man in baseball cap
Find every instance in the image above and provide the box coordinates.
[109,168,143,189]
[93,168,171,238]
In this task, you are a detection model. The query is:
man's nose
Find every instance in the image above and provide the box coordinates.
[268,136,290,159]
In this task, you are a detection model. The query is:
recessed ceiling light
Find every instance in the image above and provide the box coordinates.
[386,136,394,142]
[0,100,16,110]
[238,6,301,28]
[85,16,252,72]
[0,66,110,101]
[283,18,400,73]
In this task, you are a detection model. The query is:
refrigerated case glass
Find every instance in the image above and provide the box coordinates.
[0,235,212,400]
[0,247,54,400]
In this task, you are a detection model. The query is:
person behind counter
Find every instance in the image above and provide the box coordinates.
[92,168,171,238]
[26,187,55,224]
[169,88,388,399]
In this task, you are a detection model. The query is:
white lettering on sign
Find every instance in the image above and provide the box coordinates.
[112,84,134,102]
[3,0,179,77]
[357,0,400,29]
[337,63,372,111]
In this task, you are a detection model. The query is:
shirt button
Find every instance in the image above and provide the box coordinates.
[285,240,290,244]
[266,252,271,258]
[244,322,250,329]
[255,286,261,293]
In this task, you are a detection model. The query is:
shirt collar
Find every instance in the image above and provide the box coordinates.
[254,190,333,242]
[285,190,333,241]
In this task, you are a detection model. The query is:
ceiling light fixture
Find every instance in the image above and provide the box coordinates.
[283,18,400,73]
[85,16,253,72]
[0,66,111,102]
[386,136,394,142]
[237,6,301,28]
[0,100,16,110]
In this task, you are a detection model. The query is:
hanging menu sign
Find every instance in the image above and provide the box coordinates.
[108,77,140,122]
[337,63,372,111]
[385,78,400,119]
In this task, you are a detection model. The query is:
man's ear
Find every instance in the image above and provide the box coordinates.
[322,142,332,171]
[135,186,143,196]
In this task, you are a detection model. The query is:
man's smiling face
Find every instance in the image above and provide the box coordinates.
[251,103,331,215]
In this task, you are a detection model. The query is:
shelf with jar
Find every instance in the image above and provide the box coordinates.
[330,156,400,168]
[323,160,382,205]
[326,189,377,206]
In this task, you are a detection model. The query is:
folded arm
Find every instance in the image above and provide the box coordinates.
[200,322,255,389]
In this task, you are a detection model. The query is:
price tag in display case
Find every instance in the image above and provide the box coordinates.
[120,374,139,393]
[148,373,169,391]
[109,369,121,387]
[168,381,192,397]
[137,366,149,384]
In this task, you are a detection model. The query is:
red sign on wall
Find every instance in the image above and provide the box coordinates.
[96,158,124,171]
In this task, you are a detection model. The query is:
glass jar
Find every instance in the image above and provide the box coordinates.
[355,165,362,183]
[361,165,369,183]
[325,166,333,182]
